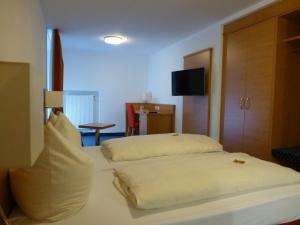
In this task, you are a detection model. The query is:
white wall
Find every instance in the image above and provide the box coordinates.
[148,0,277,140]
[63,48,148,133]
[0,0,46,164]
[148,24,222,137]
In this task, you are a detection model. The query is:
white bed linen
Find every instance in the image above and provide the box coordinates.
[102,134,223,161]
[114,152,300,209]
[10,147,300,225]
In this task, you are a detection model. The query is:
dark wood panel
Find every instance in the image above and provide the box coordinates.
[183,48,212,135]
[222,2,300,164]
[221,28,248,152]
[146,114,173,134]
[243,19,277,161]
[224,0,300,34]
[272,11,300,150]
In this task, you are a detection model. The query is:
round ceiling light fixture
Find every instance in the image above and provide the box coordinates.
[104,35,124,45]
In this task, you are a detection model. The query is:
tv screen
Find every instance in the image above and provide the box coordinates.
[172,67,205,96]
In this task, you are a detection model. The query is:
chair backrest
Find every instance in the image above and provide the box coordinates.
[126,104,137,127]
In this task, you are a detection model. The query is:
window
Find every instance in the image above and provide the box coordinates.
[63,91,99,129]
[46,29,53,91]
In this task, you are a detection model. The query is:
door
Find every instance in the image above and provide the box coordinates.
[243,19,277,160]
[221,28,248,152]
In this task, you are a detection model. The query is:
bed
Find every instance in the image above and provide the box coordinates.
[10,147,300,225]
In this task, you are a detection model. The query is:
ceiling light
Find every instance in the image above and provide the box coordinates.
[104,36,124,45]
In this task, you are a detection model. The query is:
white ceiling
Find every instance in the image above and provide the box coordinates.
[40,0,263,55]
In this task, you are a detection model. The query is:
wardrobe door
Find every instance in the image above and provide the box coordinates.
[243,18,277,160]
[221,28,248,152]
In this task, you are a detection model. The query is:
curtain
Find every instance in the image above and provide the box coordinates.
[52,29,64,113]
[52,29,64,92]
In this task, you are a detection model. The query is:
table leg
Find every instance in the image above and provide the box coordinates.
[95,129,100,146]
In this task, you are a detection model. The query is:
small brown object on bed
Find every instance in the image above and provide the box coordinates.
[233,159,245,164]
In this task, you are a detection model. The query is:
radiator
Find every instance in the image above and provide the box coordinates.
[63,91,99,129]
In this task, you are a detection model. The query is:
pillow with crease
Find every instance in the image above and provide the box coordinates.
[54,112,82,147]
[103,133,223,161]
[10,122,94,222]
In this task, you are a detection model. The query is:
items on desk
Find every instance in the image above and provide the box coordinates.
[139,105,160,114]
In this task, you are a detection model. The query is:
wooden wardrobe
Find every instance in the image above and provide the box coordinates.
[220,0,300,161]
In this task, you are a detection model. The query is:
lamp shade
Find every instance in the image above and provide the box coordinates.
[0,62,44,167]
[143,91,152,103]
[44,91,63,108]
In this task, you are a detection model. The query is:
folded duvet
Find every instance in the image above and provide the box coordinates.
[114,152,300,209]
[102,133,223,161]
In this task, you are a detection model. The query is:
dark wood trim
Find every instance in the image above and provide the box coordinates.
[52,29,64,92]
[184,47,212,58]
[183,48,212,135]
[224,0,300,34]
[219,34,228,143]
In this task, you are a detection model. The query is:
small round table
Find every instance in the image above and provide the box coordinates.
[79,123,115,146]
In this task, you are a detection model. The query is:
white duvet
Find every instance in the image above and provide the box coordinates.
[114,152,300,209]
[102,133,223,161]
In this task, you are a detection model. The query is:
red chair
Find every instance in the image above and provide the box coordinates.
[126,104,139,136]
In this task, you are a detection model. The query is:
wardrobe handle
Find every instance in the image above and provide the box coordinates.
[240,97,245,110]
[245,97,251,110]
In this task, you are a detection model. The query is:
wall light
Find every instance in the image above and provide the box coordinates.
[104,36,124,45]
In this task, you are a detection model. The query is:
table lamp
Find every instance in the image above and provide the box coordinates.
[0,62,44,224]
[143,91,152,103]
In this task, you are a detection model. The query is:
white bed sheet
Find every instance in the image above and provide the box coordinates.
[10,147,300,225]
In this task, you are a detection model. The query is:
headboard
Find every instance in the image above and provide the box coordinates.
[0,169,14,217]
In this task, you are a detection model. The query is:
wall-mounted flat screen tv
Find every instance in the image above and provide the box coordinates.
[172,67,205,96]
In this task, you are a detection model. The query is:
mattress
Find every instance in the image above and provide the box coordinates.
[10,147,300,225]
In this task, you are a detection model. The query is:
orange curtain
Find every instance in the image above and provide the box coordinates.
[52,29,64,91]
[52,29,64,113]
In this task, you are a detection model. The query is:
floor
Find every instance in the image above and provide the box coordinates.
[81,133,124,146]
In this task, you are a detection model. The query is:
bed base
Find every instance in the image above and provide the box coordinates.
[2,167,300,225]
[281,220,300,225]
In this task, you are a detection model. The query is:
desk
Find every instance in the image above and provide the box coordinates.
[139,112,174,135]
[125,103,176,135]
[79,123,115,146]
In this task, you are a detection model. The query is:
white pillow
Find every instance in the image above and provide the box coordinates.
[54,112,82,147]
[10,123,94,222]
[48,112,58,125]
[102,133,223,161]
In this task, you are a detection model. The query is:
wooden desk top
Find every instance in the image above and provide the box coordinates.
[78,123,115,130]
[136,110,172,115]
